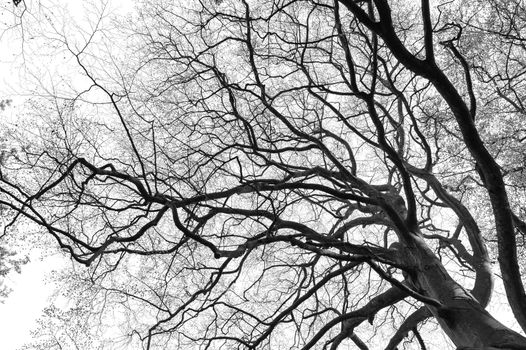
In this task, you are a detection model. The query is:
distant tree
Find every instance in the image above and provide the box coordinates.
[0,100,12,111]
[3,0,526,349]
[0,100,27,303]
[0,245,25,302]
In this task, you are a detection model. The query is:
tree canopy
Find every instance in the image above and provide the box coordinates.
[2,0,526,349]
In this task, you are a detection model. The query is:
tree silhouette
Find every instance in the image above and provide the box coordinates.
[3,0,526,349]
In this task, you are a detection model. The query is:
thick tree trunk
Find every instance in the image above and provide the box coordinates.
[337,0,526,333]
[402,235,526,349]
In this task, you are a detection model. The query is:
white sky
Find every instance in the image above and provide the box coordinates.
[0,252,66,350]
[0,1,132,348]
[0,3,48,346]
[0,0,524,349]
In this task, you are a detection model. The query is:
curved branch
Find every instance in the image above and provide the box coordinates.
[384,307,432,350]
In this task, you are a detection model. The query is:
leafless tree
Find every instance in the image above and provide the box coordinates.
[3,0,526,349]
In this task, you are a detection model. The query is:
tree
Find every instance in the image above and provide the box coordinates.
[3,0,526,349]
[0,100,27,303]
[0,245,26,302]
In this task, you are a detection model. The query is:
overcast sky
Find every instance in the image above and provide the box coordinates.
[0,1,131,348]
[0,1,524,349]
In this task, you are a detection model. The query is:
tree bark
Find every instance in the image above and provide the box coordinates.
[402,234,526,349]
[336,0,526,342]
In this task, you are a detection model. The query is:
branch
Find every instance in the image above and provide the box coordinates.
[330,287,407,350]
[421,0,435,62]
[384,307,431,350]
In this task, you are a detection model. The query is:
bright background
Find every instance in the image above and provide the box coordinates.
[0,1,523,349]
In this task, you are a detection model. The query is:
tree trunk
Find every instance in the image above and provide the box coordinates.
[402,235,526,349]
